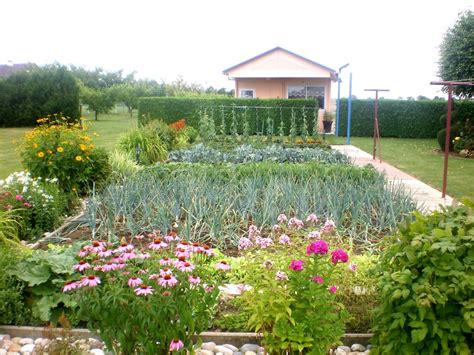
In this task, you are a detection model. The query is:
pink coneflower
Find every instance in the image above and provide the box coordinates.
[90,241,106,253]
[202,245,215,257]
[149,273,160,280]
[288,217,304,229]
[322,219,336,233]
[279,234,291,245]
[308,230,321,239]
[121,251,136,260]
[331,249,349,265]
[312,275,324,284]
[158,274,178,288]
[117,262,127,270]
[111,256,124,263]
[177,241,190,250]
[165,231,180,243]
[73,260,91,272]
[215,261,231,271]
[176,261,195,272]
[15,194,23,201]
[134,234,144,240]
[128,277,143,288]
[277,213,287,223]
[62,280,79,292]
[175,247,189,258]
[134,284,154,296]
[289,259,304,271]
[101,262,118,272]
[238,237,253,251]
[191,242,203,253]
[204,284,215,293]
[147,232,157,239]
[306,240,328,256]
[306,213,318,222]
[159,268,173,277]
[328,285,338,293]
[275,271,289,281]
[148,238,168,250]
[349,263,357,272]
[169,339,184,352]
[81,275,101,287]
[93,265,103,271]
[188,275,201,285]
[138,252,151,259]
[116,243,134,253]
[98,249,113,258]
[255,237,273,249]
[78,249,89,257]
[23,202,31,208]
[159,257,174,266]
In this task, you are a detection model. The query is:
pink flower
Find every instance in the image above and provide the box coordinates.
[288,217,304,229]
[101,262,118,272]
[15,194,23,201]
[134,284,154,296]
[23,202,31,208]
[98,249,113,258]
[89,241,106,253]
[328,285,338,293]
[215,261,231,271]
[78,249,88,257]
[175,248,189,258]
[121,251,136,260]
[128,277,143,288]
[159,257,174,266]
[289,259,304,271]
[238,237,253,251]
[255,237,273,249]
[188,275,201,285]
[148,238,168,250]
[4,204,13,210]
[134,234,144,240]
[312,275,324,284]
[306,240,328,255]
[277,213,287,223]
[279,234,291,245]
[204,284,215,293]
[275,271,289,281]
[62,281,79,292]
[149,273,160,280]
[306,213,318,222]
[138,252,151,259]
[349,263,357,272]
[331,249,349,265]
[322,219,336,232]
[159,268,173,277]
[308,230,321,239]
[158,274,178,288]
[262,260,273,269]
[116,243,134,253]
[81,275,101,287]
[165,231,180,243]
[169,339,184,352]
[273,224,281,232]
[73,260,91,272]
[248,225,260,239]
[202,245,215,257]
[176,261,195,273]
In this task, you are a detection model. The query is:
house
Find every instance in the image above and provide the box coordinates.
[0,62,31,78]
[223,47,337,111]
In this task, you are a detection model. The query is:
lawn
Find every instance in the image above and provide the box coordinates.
[328,136,474,201]
[0,111,136,179]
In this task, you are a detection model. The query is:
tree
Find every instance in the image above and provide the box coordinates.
[111,80,166,117]
[438,10,474,98]
[80,84,116,121]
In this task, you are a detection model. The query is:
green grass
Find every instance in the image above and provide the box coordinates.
[328,136,474,201]
[0,111,137,179]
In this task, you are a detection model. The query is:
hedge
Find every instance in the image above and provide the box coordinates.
[0,65,80,127]
[337,99,474,138]
[138,97,319,135]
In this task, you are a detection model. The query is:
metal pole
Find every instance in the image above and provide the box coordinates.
[346,73,352,145]
[336,76,342,136]
[373,91,378,160]
[442,86,453,198]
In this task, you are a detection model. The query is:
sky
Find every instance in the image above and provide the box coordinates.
[1,0,472,99]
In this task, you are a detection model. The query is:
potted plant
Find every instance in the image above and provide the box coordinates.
[323,112,334,133]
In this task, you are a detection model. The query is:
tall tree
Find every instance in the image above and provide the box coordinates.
[438,10,474,98]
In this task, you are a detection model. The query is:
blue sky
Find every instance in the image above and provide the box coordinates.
[1,0,472,98]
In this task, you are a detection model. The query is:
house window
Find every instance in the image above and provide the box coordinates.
[288,85,325,109]
[240,89,255,98]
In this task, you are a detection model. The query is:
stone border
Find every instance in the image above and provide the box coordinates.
[0,326,373,347]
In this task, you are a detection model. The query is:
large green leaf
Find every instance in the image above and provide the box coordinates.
[15,262,51,286]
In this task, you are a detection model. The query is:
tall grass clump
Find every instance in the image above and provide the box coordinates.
[86,163,417,250]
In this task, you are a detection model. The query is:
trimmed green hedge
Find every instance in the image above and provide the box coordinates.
[337,99,474,138]
[138,97,318,135]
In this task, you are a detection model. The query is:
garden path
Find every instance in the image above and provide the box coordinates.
[331,145,454,212]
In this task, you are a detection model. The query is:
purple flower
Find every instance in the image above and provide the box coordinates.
[279,234,291,245]
[306,213,318,222]
[255,237,273,249]
[238,237,253,251]
[288,217,304,229]
[275,271,289,281]
[277,214,287,223]
[307,230,321,239]
[312,275,324,284]
[328,285,338,293]
[248,224,260,239]
[169,339,184,352]
[331,249,349,265]
[322,219,336,232]
[289,259,304,271]
[306,240,328,255]
[349,263,357,272]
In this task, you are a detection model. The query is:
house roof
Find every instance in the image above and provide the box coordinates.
[223,47,336,76]
[0,63,31,78]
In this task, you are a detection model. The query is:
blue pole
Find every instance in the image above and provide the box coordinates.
[346,73,352,145]
[335,75,341,136]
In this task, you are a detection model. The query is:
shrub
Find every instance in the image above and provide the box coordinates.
[109,150,142,181]
[338,99,474,138]
[0,64,80,127]
[0,171,69,240]
[69,233,221,353]
[437,126,461,151]
[119,123,168,164]
[238,216,350,353]
[371,203,474,354]
[20,115,111,194]
[138,97,318,136]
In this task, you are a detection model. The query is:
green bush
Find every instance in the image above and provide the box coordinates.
[371,203,474,354]
[437,126,461,151]
[138,97,318,136]
[0,64,80,127]
[338,99,474,138]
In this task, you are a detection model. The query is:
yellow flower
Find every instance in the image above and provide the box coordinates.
[57,147,64,153]
[47,150,53,154]
[454,136,461,141]
[79,144,88,151]
[33,143,38,148]
[38,151,45,158]
[75,155,83,162]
